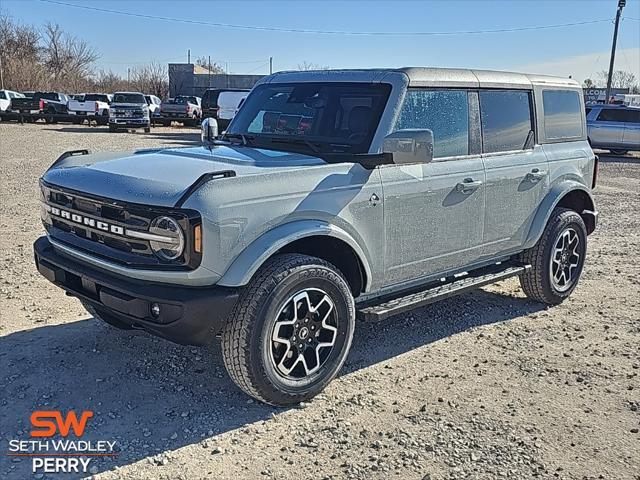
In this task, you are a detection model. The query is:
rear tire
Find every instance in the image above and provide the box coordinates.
[144,126,151,133]
[221,254,356,406]
[518,208,587,305]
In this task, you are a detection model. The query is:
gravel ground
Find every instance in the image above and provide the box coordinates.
[0,122,638,480]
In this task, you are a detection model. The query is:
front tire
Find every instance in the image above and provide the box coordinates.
[518,208,587,305]
[609,149,628,155]
[221,254,356,406]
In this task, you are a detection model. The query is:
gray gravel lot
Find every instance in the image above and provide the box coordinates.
[0,123,639,480]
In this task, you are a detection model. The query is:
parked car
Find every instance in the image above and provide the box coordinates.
[109,92,150,132]
[0,89,25,112]
[201,88,249,130]
[144,94,162,123]
[159,95,202,126]
[586,104,640,154]
[34,67,597,406]
[10,91,69,121]
[68,93,112,124]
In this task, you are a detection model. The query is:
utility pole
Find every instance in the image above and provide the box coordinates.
[127,67,130,88]
[208,55,211,88]
[188,49,191,64]
[0,55,4,89]
[269,56,273,75]
[605,0,626,103]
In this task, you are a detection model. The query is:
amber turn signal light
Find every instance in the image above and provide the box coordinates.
[194,224,202,253]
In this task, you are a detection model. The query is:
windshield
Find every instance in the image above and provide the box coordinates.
[227,82,391,154]
[114,93,145,104]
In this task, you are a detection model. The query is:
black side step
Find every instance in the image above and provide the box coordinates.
[357,263,531,322]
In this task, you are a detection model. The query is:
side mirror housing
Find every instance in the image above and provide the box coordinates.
[201,117,219,144]
[382,129,434,165]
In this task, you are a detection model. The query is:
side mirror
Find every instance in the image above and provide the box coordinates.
[382,129,434,165]
[201,118,218,144]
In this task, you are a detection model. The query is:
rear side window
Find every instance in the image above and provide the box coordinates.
[596,108,626,122]
[480,90,532,153]
[543,90,583,139]
[624,109,640,123]
[0,91,6,100]
[395,89,469,158]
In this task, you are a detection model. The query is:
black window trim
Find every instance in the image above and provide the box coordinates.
[541,88,585,143]
[479,88,537,156]
[394,86,537,163]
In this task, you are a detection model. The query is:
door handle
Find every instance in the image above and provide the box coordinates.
[525,169,547,181]
[456,178,483,194]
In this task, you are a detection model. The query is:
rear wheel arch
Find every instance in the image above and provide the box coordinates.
[524,184,596,248]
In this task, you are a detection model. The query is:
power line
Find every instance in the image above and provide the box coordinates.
[39,0,614,36]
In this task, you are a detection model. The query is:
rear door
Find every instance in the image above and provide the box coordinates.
[590,107,625,147]
[379,89,486,286]
[480,89,548,256]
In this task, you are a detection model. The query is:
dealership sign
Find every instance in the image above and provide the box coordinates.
[583,88,629,103]
[6,410,117,474]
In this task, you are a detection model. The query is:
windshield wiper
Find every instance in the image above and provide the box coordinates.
[264,137,324,154]
[221,132,253,146]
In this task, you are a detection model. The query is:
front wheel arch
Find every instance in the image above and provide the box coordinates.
[217,221,373,294]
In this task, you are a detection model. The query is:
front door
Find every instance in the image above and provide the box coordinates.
[380,159,486,286]
[478,90,548,256]
[379,88,486,287]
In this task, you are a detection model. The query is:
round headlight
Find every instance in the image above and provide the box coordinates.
[149,216,184,261]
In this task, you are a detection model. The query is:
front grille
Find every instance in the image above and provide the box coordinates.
[40,183,201,270]
[114,109,144,118]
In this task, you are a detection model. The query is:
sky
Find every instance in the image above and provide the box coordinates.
[2,0,639,84]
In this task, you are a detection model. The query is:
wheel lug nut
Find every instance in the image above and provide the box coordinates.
[299,344,303,349]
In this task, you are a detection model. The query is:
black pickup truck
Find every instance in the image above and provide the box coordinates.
[10,92,69,116]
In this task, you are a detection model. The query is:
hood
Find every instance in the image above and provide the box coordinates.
[42,145,326,207]
[111,103,147,108]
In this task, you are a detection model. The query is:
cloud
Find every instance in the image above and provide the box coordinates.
[515,48,640,84]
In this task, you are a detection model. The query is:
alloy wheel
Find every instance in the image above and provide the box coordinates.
[269,288,338,379]
[549,227,581,292]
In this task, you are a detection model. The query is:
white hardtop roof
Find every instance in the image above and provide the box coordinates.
[265,67,580,89]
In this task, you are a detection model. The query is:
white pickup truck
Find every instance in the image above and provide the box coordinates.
[67,93,112,124]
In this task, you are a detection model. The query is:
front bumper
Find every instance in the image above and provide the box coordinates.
[109,118,150,128]
[34,236,238,345]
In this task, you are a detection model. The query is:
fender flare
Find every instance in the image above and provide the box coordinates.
[523,181,595,249]
[217,220,373,290]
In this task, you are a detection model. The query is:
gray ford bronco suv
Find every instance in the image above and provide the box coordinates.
[34,68,598,405]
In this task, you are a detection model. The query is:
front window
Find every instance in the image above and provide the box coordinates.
[227,82,391,154]
[394,89,469,158]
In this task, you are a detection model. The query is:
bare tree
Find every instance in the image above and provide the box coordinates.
[0,13,45,90]
[131,61,169,98]
[597,70,638,90]
[41,22,98,90]
[94,69,128,94]
[297,61,330,71]
[582,78,596,88]
[195,55,225,74]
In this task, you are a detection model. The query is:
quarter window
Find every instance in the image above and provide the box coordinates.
[480,90,533,153]
[543,90,583,139]
[394,89,469,158]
